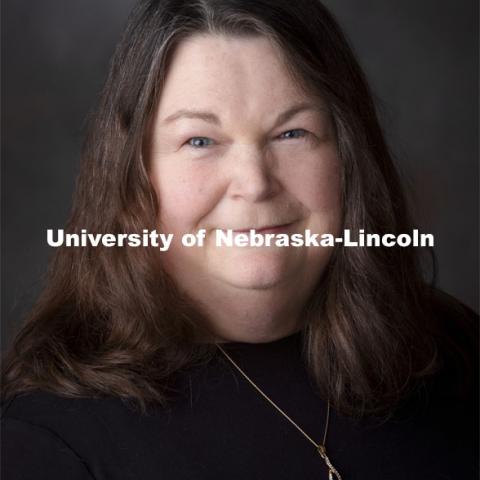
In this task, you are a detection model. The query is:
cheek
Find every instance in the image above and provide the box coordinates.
[150,161,223,233]
[281,147,342,213]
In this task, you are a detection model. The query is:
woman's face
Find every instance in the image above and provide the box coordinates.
[149,34,342,299]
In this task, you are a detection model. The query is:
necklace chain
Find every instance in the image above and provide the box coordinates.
[216,343,343,480]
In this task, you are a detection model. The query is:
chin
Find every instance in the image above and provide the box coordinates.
[213,249,300,290]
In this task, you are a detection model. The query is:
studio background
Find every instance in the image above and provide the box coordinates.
[2,0,478,352]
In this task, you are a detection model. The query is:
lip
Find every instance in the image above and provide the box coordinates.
[232,222,295,234]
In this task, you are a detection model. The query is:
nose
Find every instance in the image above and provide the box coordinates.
[226,144,281,202]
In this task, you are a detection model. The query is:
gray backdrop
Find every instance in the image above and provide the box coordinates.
[2,0,478,352]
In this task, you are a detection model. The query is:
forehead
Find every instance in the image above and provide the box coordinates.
[156,33,315,121]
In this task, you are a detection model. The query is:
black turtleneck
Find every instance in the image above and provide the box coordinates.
[1,328,478,479]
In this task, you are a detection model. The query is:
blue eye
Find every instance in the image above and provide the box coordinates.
[279,129,308,140]
[186,137,214,148]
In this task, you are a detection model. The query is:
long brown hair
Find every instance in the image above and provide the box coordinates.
[2,0,475,418]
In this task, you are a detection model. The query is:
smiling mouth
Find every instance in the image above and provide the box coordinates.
[232,222,295,234]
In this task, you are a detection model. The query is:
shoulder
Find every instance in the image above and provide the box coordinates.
[1,392,102,479]
[1,390,156,480]
[394,290,478,418]
[2,389,136,424]
[2,414,94,479]
[425,289,478,401]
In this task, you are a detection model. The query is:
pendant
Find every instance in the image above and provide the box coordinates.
[317,445,343,480]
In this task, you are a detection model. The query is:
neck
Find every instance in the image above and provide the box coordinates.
[185,278,314,344]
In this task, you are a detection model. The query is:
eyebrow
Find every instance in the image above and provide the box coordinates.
[161,102,325,128]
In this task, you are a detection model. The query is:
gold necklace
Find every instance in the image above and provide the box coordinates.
[216,343,343,480]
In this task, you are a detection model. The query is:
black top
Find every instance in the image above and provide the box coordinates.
[1,328,478,480]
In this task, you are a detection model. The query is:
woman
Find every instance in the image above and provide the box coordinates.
[1,0,477,479]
